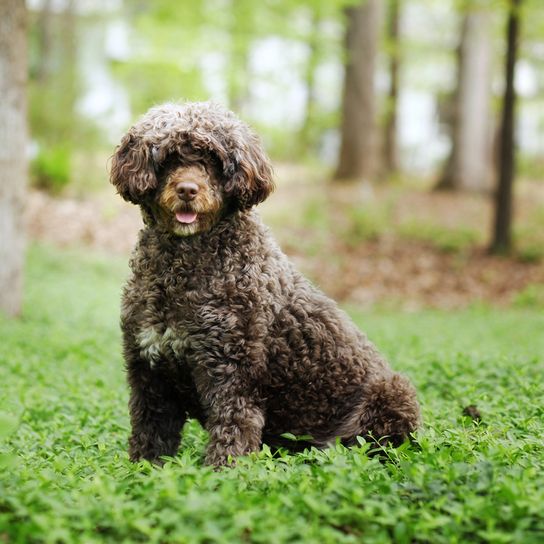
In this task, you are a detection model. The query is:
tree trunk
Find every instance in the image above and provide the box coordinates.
[490,0,522,253]
[334,0,380,182]
[0,0,28,317]
[383,0,400,177]
[299,7,321,155]
[227,0,252,114]
[35,0,53,82]
[436,7,493,192]
[60,0,78,132]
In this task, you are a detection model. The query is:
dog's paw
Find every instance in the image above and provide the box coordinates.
[128,436,172,466]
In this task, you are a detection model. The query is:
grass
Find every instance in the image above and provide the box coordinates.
[273,191,483,255]
[514,206,544,263]
[265,179,544,264]
[1,245,544,543]
[396,221,480,254]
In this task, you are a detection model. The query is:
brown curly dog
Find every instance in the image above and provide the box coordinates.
[110,101,420,467]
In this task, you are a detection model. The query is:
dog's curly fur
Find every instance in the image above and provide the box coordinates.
[110,101,421,466]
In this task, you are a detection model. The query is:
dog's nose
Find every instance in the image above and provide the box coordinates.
[176,181,199,201]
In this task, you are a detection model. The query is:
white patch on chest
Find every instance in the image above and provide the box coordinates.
[137,326,190,368]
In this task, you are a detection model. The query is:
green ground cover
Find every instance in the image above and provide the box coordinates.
[1,245,543,543]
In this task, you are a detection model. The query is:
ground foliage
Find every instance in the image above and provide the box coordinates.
[1,245,543,543]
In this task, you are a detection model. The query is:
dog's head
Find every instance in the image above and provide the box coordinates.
[110,102,275,237]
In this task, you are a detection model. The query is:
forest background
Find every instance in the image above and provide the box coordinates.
[1,1,544,542]
[3,0,544,314]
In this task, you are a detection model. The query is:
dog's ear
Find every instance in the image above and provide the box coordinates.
[223,138,275,210]
[110,131,158,203]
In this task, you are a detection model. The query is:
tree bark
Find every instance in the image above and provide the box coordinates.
[436,7,493,192]
[383,0,400,177]
[334,0,380,182]
[490,0,522,253]
[0,0,27,317]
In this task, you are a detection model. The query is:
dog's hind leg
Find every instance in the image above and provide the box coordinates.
[338,373,421,448]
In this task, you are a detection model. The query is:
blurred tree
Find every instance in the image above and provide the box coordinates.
[334,0,381,182]
[0,0,27,317]
[118,0,354,160]
[115,0,213,113]
[382,0,401,177]
[293,0,358,158]
[298,5,323,155]
[28,0,82,193]
[34,0,53,82]
[436,3,493,192]
[226,0,254,113]
[490,0,523,253]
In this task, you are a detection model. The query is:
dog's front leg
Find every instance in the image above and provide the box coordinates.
[126,357,186,464]
[203,390,265,467]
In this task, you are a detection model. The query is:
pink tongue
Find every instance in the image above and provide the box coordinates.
[176,212,198,224]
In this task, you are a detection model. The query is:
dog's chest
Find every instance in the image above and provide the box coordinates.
[128,240,244,368]
[136,325,191,368]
